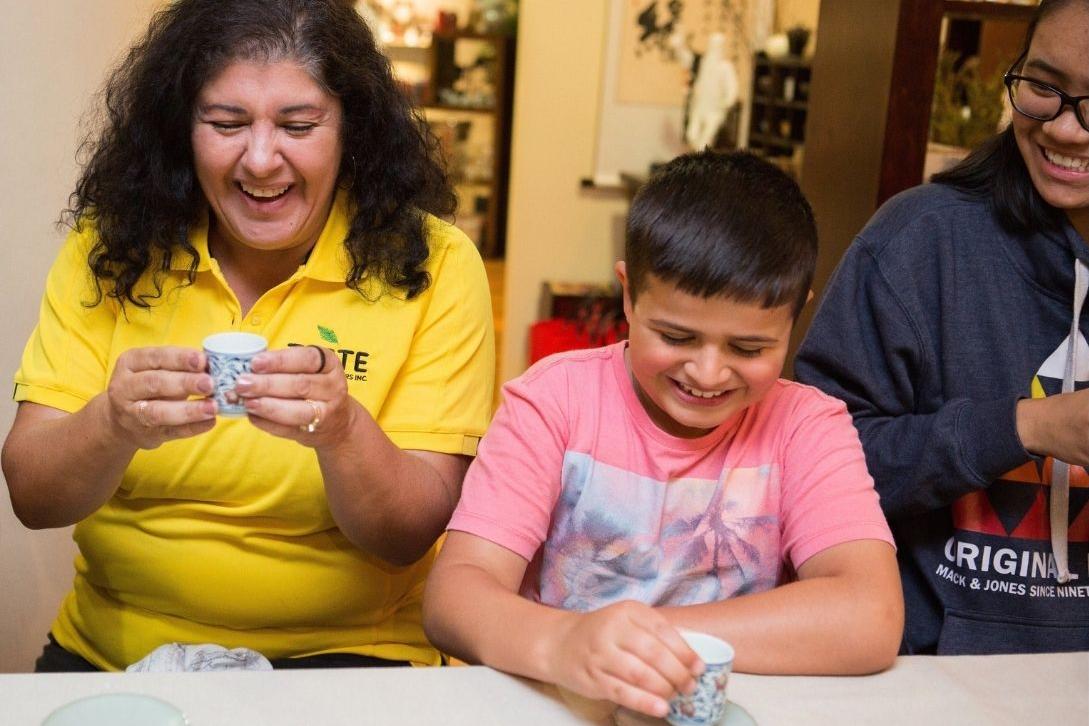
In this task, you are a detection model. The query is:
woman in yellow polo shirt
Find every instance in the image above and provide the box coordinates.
[1,0,494,671]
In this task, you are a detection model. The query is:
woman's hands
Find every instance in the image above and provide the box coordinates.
[545,601,703,718]
[106,346,216,449]
[106,344,353,450]
[229,344,466,563]
[233,345,356,448]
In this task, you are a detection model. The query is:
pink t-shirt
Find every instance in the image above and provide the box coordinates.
[449,342,893,611]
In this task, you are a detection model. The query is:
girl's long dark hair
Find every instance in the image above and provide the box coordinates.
[932,0,1076,236]
[67,0,455,307]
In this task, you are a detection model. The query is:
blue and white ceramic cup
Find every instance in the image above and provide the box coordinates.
[203,332,267,417]
[667,630,735,726]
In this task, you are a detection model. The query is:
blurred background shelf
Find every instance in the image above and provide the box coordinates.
[748,55,811,161]
[390,29,516,259]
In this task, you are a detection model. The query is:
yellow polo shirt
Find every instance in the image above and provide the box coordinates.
[13,194,495,670]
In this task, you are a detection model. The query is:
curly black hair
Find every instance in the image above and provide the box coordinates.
[67,0,455,307]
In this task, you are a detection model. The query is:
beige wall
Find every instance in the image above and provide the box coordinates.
[778,0,821,49]
[500,1,630,381]
[0,0,162,672]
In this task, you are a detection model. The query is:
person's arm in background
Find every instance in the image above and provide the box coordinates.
[794,237,1031,519]
[1014,390,1089,469]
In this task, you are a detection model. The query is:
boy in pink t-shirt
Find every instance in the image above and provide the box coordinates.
[424,151,902,718]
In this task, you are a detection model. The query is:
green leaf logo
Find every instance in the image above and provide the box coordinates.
[318,325,339,345]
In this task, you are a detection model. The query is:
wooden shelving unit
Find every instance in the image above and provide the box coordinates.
[747,55,811,160]
[387,30,516,259]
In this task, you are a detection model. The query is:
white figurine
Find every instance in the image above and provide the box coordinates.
[685,32,739,150]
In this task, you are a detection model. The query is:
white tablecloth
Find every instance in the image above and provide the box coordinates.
[2,653,1086,725]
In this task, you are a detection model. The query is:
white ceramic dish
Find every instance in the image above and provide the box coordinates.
[42,693,187,726]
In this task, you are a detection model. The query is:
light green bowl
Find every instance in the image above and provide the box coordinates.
[43,693,187,726]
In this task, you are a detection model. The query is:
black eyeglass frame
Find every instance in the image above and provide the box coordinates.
[1003,54,1089,133]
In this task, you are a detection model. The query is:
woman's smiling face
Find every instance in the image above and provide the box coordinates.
[191,59,344,258]
[1011,2,1089,237]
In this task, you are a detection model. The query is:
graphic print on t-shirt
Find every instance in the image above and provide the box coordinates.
[538,451,780,611]
[945,332,1089,599]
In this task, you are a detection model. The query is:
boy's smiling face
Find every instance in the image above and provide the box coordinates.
[617,262,796,438]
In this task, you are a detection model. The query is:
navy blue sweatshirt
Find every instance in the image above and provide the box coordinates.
[795,183,1089,654]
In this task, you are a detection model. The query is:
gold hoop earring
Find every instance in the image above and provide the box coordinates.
[339,154,357,191]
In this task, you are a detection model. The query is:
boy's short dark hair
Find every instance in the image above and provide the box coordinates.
[625,150,817,317]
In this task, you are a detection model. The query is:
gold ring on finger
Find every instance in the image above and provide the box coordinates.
[300,399,322,433]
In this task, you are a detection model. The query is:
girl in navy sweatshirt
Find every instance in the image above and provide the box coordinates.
[796,0,1089,655]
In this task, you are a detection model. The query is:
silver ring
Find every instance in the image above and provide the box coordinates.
[300,399,322,433]
[136,400,152,427]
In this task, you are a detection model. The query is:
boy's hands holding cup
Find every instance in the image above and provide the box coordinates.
[546,600,703,718]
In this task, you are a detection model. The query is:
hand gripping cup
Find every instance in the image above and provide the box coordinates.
[667,630,735,726]
[203,332,267,416]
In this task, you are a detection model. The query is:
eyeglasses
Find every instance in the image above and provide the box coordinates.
[1004,60,1089,133]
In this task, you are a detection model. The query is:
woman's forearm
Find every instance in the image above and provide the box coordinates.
[2,398,139,528]
[316,403,466,565]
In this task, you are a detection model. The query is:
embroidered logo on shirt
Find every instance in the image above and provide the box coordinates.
[288,325,369,382]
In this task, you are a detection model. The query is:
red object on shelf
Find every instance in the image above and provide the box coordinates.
[435,10,457,34]
[528,317,628,365]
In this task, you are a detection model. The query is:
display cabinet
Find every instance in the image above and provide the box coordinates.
[387,30,516,259]
[747,55,811,160]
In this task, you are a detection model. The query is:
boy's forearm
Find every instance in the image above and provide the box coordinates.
[656,572,902,675]
[424,562,572,681]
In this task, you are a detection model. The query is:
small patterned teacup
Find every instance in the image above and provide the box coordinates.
[666,630,734,726]
[203,332,267,417]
